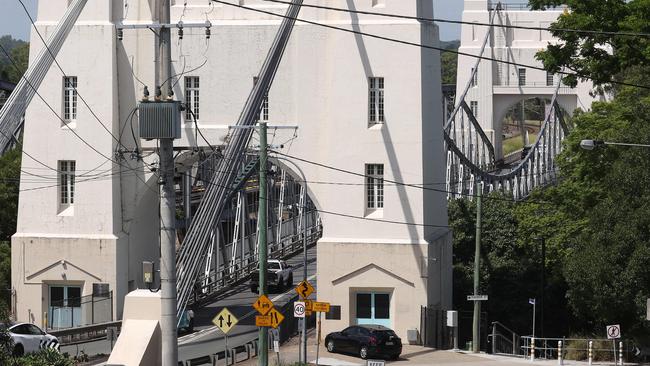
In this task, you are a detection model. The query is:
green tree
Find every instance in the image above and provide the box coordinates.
[440,40,459,85]
[3,44,29,84]
[528,0,650,88]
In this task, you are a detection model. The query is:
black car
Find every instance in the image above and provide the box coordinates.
[325,324,402,360]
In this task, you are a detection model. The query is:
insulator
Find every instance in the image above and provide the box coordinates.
[178,27,184,40]
[117,28,124,41]
[205,26,211,39]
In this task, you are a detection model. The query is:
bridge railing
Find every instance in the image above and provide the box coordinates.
[189,212,322,306]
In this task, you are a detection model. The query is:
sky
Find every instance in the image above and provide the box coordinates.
[0,1,537,42]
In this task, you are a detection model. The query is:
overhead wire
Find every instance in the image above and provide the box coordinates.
[262,0,650,39]
[211,0,650,90]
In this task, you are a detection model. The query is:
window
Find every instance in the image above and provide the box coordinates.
[368,77,385,125]
[546,71,554,86]
[63,76,77,122]
[59,160,75,207]
[471,67,478,87]
[518,68,526,86]
[366,164,384,210]
[253,77,269,122]
[470,101,478,117]
[185,76,200,121]
[356,292,391,327]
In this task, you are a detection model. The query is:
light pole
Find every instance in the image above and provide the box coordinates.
[273,156,308,364]
[580,139,650,150]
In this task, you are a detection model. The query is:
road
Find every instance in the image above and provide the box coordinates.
[178,245,318,362]
[60,246,317,362]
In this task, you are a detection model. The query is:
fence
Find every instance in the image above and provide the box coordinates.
[520,336,637,363]
[48,291,113,330]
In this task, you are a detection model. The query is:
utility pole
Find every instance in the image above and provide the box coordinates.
[258,122,269,366]
[472,182,482,353]
[158,0,178,365]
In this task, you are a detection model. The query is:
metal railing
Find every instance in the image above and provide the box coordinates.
[520,336,636,362]
[189,213,322,307]
[47,291,113,331]
[489,321,522,357]
[50,320,121,346]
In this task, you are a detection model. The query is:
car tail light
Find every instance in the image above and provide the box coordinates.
[369,336,377,345]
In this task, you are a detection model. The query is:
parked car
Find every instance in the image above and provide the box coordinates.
[250,259,294,293]
[325,324,402,360]
[1,322,59,356]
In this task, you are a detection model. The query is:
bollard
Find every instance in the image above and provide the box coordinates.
[588,341,593,366]
[619,341,623,365]
[558,341,563,365]
[531,337,535,362]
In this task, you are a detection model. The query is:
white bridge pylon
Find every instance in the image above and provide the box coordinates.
[444,1,600,200]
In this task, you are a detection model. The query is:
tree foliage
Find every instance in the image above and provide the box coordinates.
[0,35,28,84]
[528,0,650,88]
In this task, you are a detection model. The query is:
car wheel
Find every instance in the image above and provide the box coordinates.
[12,344,24,357]
[288,273,293,286]
[359,346,368,359]
[250,285,257,293]
[326,340,335,353]
[389,354,399,360]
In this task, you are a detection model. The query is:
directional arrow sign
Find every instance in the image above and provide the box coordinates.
[268,308,285,329]
[253,294,274,315]
[295,280,314,299]
[212,307,239,334]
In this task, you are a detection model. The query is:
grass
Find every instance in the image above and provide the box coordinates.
[502,133,538,156]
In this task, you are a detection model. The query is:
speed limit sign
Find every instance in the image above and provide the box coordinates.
[294,301,306,318]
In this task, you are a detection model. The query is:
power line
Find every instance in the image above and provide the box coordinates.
[262,0,650,38]
[211,0,650,90]
[272,151,554,205]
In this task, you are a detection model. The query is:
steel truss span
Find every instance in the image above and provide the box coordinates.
[444,5,571,201]
[175,0,305,320]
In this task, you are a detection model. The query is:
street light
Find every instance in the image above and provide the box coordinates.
[580,139,650,150]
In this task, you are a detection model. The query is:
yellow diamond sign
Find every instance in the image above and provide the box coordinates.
[212,307,238,334]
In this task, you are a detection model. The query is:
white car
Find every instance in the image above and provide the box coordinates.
[4,323,59,356]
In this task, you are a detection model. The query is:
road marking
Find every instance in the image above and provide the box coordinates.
[179,274,317,344]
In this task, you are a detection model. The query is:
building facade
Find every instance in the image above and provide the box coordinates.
[12,0,451,339]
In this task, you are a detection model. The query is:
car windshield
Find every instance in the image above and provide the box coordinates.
[268,262,280,270]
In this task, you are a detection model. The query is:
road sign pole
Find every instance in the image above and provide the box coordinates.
[225,334,229,366]
[315,312,321,366]
[472,182,482,353]
[258,122,269,366]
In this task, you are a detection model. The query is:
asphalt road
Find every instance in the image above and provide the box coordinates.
[60,246,318,362]
[177,246,318,362]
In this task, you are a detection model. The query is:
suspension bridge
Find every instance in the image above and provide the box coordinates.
[0,0,602,362]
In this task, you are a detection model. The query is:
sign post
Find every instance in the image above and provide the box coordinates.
[213,307,239,366]
[607,324,621,365]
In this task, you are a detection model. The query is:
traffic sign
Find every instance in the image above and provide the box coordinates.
[294,302,306,318]
[268,308,285,329]
[256,315,272,327]
[467,295,488,301]
[312,301,330,313]
[253,294,274,315]
[212,307,239,334]
[304,299,313,311]
[295,280,314,298]
[607,324,621,339]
